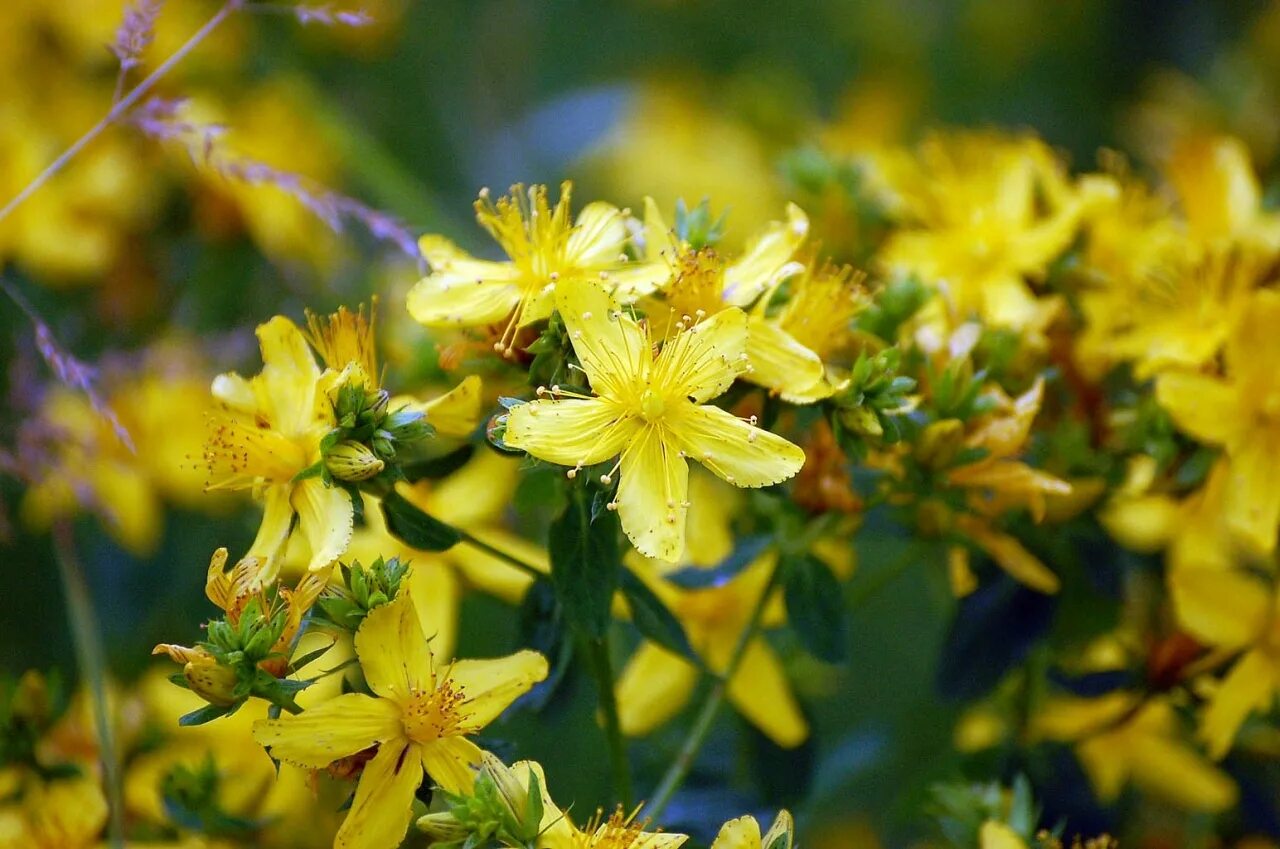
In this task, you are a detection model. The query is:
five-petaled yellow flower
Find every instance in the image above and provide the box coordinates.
[504,280,806,562]
[407,182,667,355]
[252,593,548,849]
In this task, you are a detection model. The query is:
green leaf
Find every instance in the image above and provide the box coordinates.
[178,702,237,727]
[618,570,697,662]
[548,488,620,639]
[782,553,849,663]
[382,490,462,551]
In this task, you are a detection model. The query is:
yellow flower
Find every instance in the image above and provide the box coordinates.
[1165,134,1280,250]
[979,821,1026,849]
[0,773,106,849]
[203,315,354,581]
[407,182,667,354]
[614,476,810,748]
[943,379,1072,594]
[710,811,794,849]
[1156,289,1280,555]
[537,785,687,849]
[1169,566,1280,759]
[639,199,817,399]
[253,594,547,849]
[877,131,1109,332]
[504,280,806,562]
[1033,692,1236,811]
[307,302,380,385]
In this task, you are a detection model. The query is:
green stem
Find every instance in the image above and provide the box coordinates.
[52,522,124,849]
[452,527,545,581]
[584,634,633,810]
[644,557,784,821]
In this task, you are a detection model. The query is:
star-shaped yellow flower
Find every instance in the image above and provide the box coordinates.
[252,594,548,849]
[407,182,667,355]
[503,280,806,562]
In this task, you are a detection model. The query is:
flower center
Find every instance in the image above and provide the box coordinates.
[401,680,467,742]
[639,388,666,421]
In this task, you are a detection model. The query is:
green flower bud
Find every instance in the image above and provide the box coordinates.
[326,441,386,481]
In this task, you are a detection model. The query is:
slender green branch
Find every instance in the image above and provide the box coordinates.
[0,0,242,224]
[52,522,124,849]
[452,527,545,581]
[643,557,784,821]
[583,634,633,809]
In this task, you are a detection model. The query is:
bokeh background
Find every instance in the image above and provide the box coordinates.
[4,0,1280,845]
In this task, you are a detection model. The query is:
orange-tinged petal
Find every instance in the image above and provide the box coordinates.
[615,641,699,737]
[356,594,435,702]
[505,398,637,467]
[726,637,809,748]
[252,693,402,769]
[335,740,424,849]
[446,650,549,729]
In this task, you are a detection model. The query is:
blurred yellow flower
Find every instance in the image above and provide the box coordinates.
[0,772,106,849]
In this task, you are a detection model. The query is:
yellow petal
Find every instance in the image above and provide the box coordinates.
[1155,372,1240,447]
[244,483,296,586]
[722,203,808,307]
[711,816,762,849]
[979,821,1027,849]
[958,519,1060,594]
[356,594,435,702]
[408,237,523,327]
[615,642,699,737]
[633,832,690,849]
[91,462,163,556]
[1169,568,1271,648]
[609,259,671,300]
[252,693,402,768]
[657,307,749,404]
[1225,434,1280,556]
[255,315,321,436]
[743,318,825,400]
[421,735,485,794]
[1227,288,1280,395]
[447,650,549,729]
[1201,649,1277,759]
[567,201,627,267]
[726,637,809,748]
[426,451,520,528]
[672,404,806,489]
[505,398,637,467]
[554,280,649,397]
[618,425,689,562]
[1128,733,1237,811]
[449,527,546,603]
[407,559,461,663]
[292,477,354,573]
[1168,136,1261,241]
[415,374,484,439]
[1099,493,1181,553]
[335,740,424,849]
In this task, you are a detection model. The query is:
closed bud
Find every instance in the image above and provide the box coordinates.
[917,419,964,468]
[480,752,531,834]
[182,655,239,707]
[416,811,469,843]
[838,404,883,438]
[326,441,386,481]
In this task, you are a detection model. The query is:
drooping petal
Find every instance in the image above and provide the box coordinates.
[614,642,699,737]
[726,637,809,748]
[617,426,689,562]
[1154,372,1240,447]
[1169,568,1271,648]
[335,740,424,849]
[447,650,549,730]
[1225,434,1280,555]
[505,398,636,467]
[566,202,628,268]
[1201,649,1276,759]
[243,483,296,587]
[292,477,354,573]
[255,316,321,437]
[554,280,649,397]
[252,693,402,769]
[671,404,805,489]
[408,238,524,327]
[742,318,825,400]
[722,204,809,307]
[657,307,749,404]
[420,735,485,795]
[417,374,484,439]
[957,518,1060,594]
[355,594,435,702]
